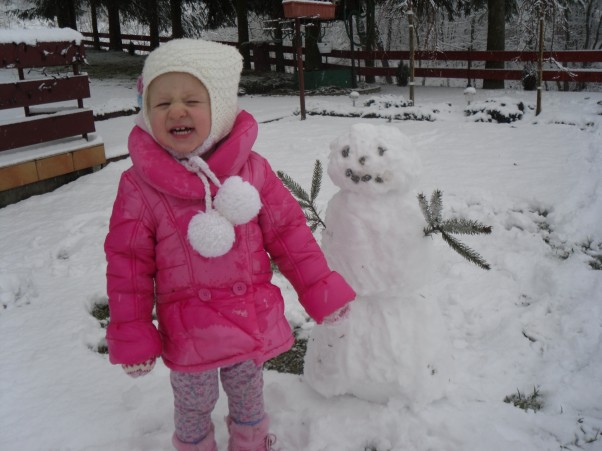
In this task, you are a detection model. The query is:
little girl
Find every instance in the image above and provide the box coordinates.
[104,39,355,451]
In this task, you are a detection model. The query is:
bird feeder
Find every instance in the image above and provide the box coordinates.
[282,0,336,120]
[282,1,336,19]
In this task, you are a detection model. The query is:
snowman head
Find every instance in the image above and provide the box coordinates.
[328,123,421,195]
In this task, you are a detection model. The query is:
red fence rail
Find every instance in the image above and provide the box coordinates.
[81,32,170,53]
[80,32,602,85]
[328,49,602,83]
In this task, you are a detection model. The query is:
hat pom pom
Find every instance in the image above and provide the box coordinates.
[214,176,261,225]
[187,209,235,258]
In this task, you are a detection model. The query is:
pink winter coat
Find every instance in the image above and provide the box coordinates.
[105,110,355,372]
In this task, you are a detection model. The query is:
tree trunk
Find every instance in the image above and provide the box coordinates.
[148,0,160,50]
[68,0,77,29]
[171,0,184,38]
[304,20,322,71]
[236,0,251,70]
[107,0,123,51]
[562,8,570,91]
[90,0,101,50]
[364,0,376,83]
[56,0,77,29]
[271,0,285,72]
[483,0,505,89]
[376,33,392,85]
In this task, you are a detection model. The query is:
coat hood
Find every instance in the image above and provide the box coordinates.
[127,110,259,200]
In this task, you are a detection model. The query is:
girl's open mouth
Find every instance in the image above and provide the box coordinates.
[171,127,194,136]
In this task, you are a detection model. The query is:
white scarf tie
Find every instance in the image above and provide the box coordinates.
[183,155,261,258]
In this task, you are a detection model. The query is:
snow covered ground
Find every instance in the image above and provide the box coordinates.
[1,50,602,450]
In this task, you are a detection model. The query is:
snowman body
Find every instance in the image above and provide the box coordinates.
[304,123,449,404]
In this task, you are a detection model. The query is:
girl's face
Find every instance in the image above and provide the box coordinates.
[147,72,211,158]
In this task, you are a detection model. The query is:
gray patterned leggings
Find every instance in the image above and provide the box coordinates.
[170,360,265,444]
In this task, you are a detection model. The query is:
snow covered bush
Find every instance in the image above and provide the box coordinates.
[465,97,531,123]
[303,94,435,121]
[522,64,537,91]
[363,95,413,109]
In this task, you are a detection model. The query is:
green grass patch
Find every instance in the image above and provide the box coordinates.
[264,336,307,375]
[504,386,543,412]
[90,301,110,328]
[94,340,109,355]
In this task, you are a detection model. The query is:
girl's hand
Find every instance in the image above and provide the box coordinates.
[122,357,156,378]
[323,305,350,325]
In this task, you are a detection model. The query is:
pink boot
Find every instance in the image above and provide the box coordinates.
[226,415,277,451]
[172,424,218,451]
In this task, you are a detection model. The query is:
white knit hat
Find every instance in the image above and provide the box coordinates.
[141,38,243,151]
[139,40,260,259]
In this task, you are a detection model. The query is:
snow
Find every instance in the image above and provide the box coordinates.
[0,27,83,45]
[1,50,602,450]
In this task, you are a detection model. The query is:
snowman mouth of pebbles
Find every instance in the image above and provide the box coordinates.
[327,123,421,195]
[345,168,384,184]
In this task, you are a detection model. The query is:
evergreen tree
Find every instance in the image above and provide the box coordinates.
[15,0,82,29]
[105,0,123,51]
[170,0,184,38]
[235,0,251,69]
[483,0,506,89]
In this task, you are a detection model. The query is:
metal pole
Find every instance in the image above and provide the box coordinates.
[349,13,357,88]
[467,45,472,87]
[407,3,415,105]
[536,16,544,115]
[295,18,306,120]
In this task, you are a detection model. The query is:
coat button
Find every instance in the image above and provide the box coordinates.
[198,288,212,301]
[232,282,247,295]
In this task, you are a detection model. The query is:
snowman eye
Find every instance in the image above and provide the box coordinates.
[341,146,350,158]
[378,146,387,156]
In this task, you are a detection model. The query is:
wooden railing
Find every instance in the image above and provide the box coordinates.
[0,41,95,152]
[81,32,170,53]
[80,32,602,85]
[0,40,106,196]
[329,49,602,84]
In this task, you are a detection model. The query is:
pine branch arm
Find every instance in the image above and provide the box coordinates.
[310,160,323,202]
[417,193,433,224]
[442,218,493,235]
[430,189,443,223]
[277,170,311,203]
[441,230,491,270]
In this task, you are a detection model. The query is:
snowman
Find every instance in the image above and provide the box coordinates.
[304,123,450,405]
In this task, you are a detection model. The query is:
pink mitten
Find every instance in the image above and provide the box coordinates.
[122,357,156,378]
[323,305,350,325]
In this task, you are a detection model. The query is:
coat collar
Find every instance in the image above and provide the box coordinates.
[128,110,258,199]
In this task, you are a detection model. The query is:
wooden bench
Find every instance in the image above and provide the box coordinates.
[0,35,106,206]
